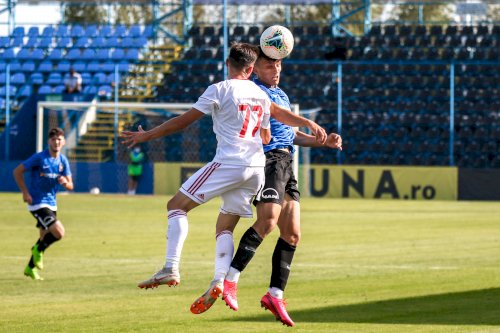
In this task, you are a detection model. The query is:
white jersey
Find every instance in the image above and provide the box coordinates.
[192,79,271,167]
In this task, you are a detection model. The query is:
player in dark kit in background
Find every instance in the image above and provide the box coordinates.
[13,127,74,280]
[221,50,342,326]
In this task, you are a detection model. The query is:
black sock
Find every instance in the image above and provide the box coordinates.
[230,227,263,272]
[28,256,35,269]
[270,237,296,291]
[37,233,60,252]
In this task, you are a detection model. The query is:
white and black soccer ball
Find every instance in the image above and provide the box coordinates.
[259,25,294,60]
[90,187,100,195]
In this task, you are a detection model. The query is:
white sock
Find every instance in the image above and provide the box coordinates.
[226,267,241,283]
[213,231,234,282]
[269,287,284,299]
[164,209,188,272]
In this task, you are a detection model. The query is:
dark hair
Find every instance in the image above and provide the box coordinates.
[48,127,65,138]
[228,42,260,71]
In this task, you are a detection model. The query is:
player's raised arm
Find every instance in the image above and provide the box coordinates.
[121,108,205,148]
[270,102,327,144]
[294,131,342,150]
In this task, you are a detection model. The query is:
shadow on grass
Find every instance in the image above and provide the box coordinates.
[234,288,500,325]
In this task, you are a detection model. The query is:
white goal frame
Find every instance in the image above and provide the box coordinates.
[36,101,300,184]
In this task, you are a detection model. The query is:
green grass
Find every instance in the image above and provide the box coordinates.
[1,193,499,333]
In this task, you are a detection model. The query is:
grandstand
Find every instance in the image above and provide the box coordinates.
[0,1,498,175]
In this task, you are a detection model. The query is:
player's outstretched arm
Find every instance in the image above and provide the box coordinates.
[121,108,205,148]
[294,131,342,150]
[270,103,327,144]
[13,164,32,204]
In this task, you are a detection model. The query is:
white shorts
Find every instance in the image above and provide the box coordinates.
[180,162,264,218]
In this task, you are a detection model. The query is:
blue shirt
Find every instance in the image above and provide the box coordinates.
[22,149,72,211]
[253,78,296,154]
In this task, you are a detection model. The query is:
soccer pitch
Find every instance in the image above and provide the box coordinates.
[1,193,499,333]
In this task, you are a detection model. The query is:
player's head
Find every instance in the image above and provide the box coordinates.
[227,42,260,79]
[47,127,66,153]
[253,46,282,88]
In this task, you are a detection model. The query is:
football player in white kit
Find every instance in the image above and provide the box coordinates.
[121,43,327,312]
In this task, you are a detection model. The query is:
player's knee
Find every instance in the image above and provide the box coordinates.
[52,222,65,239]
[282,230,301,246]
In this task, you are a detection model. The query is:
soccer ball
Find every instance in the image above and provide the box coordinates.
[260,25,294,60]
[90,187,100,195]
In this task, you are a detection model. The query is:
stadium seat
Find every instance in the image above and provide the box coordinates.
[72,61,86,72]
[46,72,62,85]
[121,37,135,48]
[55,25,69,37]
[0,37,9,48]
[39,37,53,48]
[99,25,113,37]
[11,72,26,85]
[48,48,63,60]
[66,49,81,61]
[129,25,142,37]
[19,84,32,97]
[70,25,85,38]
[111,48,125,60]
[91,37,106,48]
[55,61,71,72]
[25,37,38,48]
[106,36,120,48]
[81,48,97,60]
[101,61,115,72]
[38,85,53,94]
[38,61,53,72]
[8,61,21,72]
[16,48,31,60]
[54,85,66,94]
[124,48,139,60]
[83,85,97,94]
[27,26,39,37]
[42,26,55,37]
[0,72,5,84]
[80,72,92,85]
[56,37,72,48]
[85,25,98,37]
[12,26,24,37]
[142,25,153,38]
[11,37,23,47]
[0,85,16,96]
[20,61,35,72]
[74,37,90,48]
[113,25,128,37]
[30,72,44,85]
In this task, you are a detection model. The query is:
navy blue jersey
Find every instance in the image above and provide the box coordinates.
[22,149,72,211]
[253,78,296,154]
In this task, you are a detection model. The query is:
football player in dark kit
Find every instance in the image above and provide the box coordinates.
[221,50,342,326]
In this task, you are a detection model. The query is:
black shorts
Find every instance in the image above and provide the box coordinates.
[30,208,58,230]
[254,149,300,205]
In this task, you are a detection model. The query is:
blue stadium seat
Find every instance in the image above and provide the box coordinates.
[133,37,147,48]
[0,37,9,48]
[0,72,5,84]
[54,85,66,94]
[101,61,115,72]
[129,25,142,37]
[93,72,106,85]
[48,48,63,61]
[85,25,98,37]
[95,48,110,60]
[72,61,86,72]
[113,25,128,37]
[12,26,24,37]
[99,25,113,37]
[38,61,53,72]
[125,48,139,60]
[105,73,115,84]
[55,25,69,37]
[39,37,53,48]
[98,85,113,97]
[38,85,53,94]
[56,37,72,48]
[30,72,44,85]
[25,37,38,48]
[0,85,17,96]
[70,25,85,38]
[30,49,44,61]
[27,26,39,37]
[118,61,129,72]
[16,48,31,60]
[142,25,153,38]
[7,72,28,88]
[111,49,125,60]
[74,37,90,48]
[81,72,92,85]
[46,72,62,85]
[55,60,71,72]
[86,61,101,72]
[8,61,21,72]
[0,62,6,71]
[81,48,97,60]
[82,85,97,94]
[66,49,81,61]
[20,61,35,72]
[106,36,120,48]
[121,37,134,48]
[19,84,32,97]
[10,36,24,47]
[91,37,106,48]
[42,26,54,37]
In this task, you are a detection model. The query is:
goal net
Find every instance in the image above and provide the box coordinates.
[36,100,301,187]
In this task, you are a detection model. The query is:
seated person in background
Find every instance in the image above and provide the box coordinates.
[64,68,82,93]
